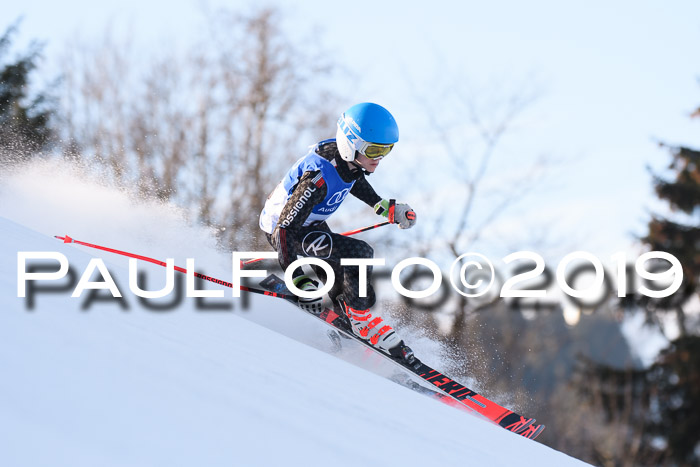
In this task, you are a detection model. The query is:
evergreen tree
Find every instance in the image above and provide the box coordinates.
[647,336,700,465]
[574,104,700,466]
[0,20,54,164]
[575,337,700,466]
[641,143,700,335]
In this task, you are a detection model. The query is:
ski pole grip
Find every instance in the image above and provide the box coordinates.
[388,199,396,224]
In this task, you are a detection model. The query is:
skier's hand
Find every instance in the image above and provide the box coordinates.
[374,199,417,229]
[393,202,417,229]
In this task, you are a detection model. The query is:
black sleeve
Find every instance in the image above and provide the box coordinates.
[350,175,382,208]
[274,170,327,269]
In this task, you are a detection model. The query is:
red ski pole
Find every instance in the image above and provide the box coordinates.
[54,235,296,300]
[339,220,391,236]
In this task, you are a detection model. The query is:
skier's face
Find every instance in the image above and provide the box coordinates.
[354,152,381,173]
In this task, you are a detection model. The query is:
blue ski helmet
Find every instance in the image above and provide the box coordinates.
[336,103,399,162]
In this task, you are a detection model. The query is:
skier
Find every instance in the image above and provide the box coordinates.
[259,102,417,360]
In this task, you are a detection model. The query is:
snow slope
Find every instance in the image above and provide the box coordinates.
[0,162,588,466]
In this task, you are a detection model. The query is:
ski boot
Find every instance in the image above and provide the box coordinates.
[334,295,416,364]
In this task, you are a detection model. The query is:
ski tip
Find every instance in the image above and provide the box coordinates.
[55,235,73,243]
[512,418,535,434]
[530,424,545,440]
[519,423,546,440]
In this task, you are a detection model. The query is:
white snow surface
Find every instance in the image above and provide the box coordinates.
[0,161,588,466]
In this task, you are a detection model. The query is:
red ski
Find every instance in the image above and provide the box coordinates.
[259,274,545,440]
[55,234,545,440]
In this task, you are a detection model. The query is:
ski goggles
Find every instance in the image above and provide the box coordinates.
[339,115,395,159]
[357,141,394,159]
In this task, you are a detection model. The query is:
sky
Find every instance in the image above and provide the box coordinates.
[4,0,700,264]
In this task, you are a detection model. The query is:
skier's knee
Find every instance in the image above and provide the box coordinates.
[357,240,374,259]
